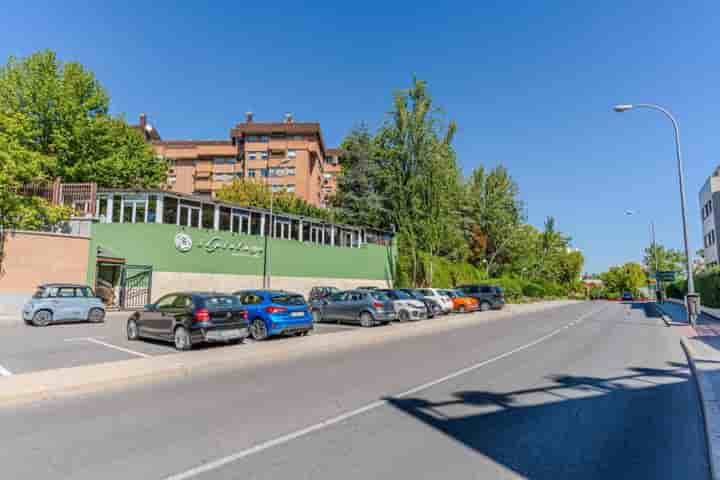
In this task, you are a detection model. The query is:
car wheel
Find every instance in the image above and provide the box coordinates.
[88,308,105,323]
[250,318,268,341]
[399,310,410,322]
[459,304,466,313]
[127,318,140,340]
[32,310,52,327]
[480,301,491,312]
[174,326,192,351]
[360,312,374,328]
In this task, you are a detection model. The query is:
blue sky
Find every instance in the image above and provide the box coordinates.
[3,1,720,273]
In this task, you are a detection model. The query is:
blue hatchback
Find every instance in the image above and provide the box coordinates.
[233,290,313,340]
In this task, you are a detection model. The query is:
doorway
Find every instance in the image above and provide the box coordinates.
[179,205,201,228]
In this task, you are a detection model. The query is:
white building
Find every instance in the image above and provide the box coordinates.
[699,166,720,267]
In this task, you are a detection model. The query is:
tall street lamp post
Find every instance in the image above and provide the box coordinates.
[614,104,697,324]
[263,156,292,289]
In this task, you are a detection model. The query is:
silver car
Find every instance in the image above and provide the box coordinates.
[310,289,396,327]
[22,284,106,327]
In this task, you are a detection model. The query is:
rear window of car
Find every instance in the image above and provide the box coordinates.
[203,296,242,308]
[417,289,433,296]
[271,294,306,306]
[370,292,390,301]
[394,290,412,299]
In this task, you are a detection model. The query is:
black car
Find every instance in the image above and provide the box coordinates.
[455,284,505,311]
[398,288,442,318]
[127,292,249,350]
[621,291,634,302]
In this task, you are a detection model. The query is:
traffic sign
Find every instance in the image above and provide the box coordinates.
[656,271,676,282]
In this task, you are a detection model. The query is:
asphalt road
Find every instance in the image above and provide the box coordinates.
[0,313,359,375]
[0,301,709,479]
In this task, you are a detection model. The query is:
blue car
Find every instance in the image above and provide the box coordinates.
[233,290,313,340]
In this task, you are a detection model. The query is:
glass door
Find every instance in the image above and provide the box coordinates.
[276,221,291,240]
[231,214,250,234]
[179,205,201,227]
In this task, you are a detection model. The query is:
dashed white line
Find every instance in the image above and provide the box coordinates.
[0,364,13,377]
[83,338,151,358]
[163,304,607,480]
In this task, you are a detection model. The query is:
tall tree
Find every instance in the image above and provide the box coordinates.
[0,50,166,188]
[643,243,685,276]
[601,262,647,295]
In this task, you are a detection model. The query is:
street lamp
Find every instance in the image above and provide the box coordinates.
[263,156,292,289]
[614,103,697,324]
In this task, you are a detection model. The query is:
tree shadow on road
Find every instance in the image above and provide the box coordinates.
[385,366,709,480]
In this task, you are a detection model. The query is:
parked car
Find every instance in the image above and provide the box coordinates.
[126,292,248,350]
[399,288,442,318]
[234,290,313,340]
[356,286,379,290]
[377,289,427,321]
[439,289,479,313]
[455,284,506,311]
[621,291,634,302]
[415,288,454,314]
[308,286,340,302]
[23,283,106,327]
[311,289,395,327]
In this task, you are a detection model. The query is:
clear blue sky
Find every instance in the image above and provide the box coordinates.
[4,1,720,273]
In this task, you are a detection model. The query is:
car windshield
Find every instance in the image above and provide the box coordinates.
[393,290,413,299]
[203,296,242,308]
[370,292,390,301]
[271,294,306,306]
[32,287,46,299]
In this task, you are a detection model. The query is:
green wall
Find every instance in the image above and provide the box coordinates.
[88,223,394,283]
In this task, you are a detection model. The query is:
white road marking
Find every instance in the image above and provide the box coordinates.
[63,336,108,342]
[163,304,607,480]
[0,364,12,377]
[83,338,151,358]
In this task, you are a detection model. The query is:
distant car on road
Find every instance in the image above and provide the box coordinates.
[398,288,442,318]
[455,284,506,311]
[376,289,427,321]
[23,284,106,327]
[234,290,313,340]
[308,286,340,302]
[439,289,479,313]
[127,292,248,350]
[621,291,634,302]
[311,289,395,327]
[415,288,454,314]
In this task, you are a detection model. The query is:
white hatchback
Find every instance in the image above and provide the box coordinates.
[416,288,454,314]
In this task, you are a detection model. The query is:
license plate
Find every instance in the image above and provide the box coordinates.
[290,311,305,318]
[207,329,242,341]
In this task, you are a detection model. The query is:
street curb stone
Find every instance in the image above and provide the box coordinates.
[653,302,678,327]
[0,300,581,406]
[681,337,720,480]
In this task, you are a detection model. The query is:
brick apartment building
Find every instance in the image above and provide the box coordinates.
[134,113,340,207]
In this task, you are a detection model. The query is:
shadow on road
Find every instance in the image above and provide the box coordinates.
[386,365,709,479]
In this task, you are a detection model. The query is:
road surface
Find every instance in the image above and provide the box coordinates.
[0,301,709,479]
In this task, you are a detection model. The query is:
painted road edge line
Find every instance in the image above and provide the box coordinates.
[84,338,151,358]
[163,304,607,480]
[0,364,12,377]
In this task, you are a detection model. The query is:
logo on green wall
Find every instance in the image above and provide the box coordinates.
[174,232,262,258]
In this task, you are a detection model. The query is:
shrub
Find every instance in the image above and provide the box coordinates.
[522,282,546,298]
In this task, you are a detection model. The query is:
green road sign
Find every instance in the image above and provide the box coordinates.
[656,271,676,282]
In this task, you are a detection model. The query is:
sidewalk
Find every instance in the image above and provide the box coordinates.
[658,301,720,480]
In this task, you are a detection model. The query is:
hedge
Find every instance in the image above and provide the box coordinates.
[665,268,720,308]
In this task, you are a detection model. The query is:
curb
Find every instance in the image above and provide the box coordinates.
[681,337,720,480]
[651,302,674,327]
[0,300,582,406]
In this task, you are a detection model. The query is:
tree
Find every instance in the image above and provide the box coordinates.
[464,165,524,276]
[643,243,685,276]
[0,50,166,188]
[601,262,647,296]
[331,125,386,228]
[216,179,331,221]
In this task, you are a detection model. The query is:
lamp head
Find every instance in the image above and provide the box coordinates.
[614,104,634,113]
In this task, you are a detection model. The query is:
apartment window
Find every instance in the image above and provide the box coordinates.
[271,133,286,139]
[287,167,295,176]
[248,169,256,178]
[323,186,333,193]
[270,167,285,177]
[259,135,269,143]
[261,168,268,177]
[286,184,295,193]
[168,175,177,185]
[213,173,233,182]
[213,157,236,165]
[234,171,244,178]
[248,152,257,160]
[246,135,259,142]
[324,156,333,164]
[323,173,332,179]
[290,135,304,140]
[287,149,297,159]
[261,151,268,160]
[270,150,284,158]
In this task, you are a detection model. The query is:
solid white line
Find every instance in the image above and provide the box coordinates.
[0,364,12,377]
[84,338,151,358]
[163,304,607,480]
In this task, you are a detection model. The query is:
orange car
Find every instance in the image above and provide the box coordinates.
[440,289,479,313]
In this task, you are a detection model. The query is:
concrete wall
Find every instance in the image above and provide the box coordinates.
[151,271,388,301]
[0,230,91,315]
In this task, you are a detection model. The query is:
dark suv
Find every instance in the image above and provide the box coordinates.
[455,284,505,311]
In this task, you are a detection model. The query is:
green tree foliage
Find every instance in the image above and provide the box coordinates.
[216,179,331,221]
[0,50,165,188]
[643,243,685,277]
[601,262,647,296]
